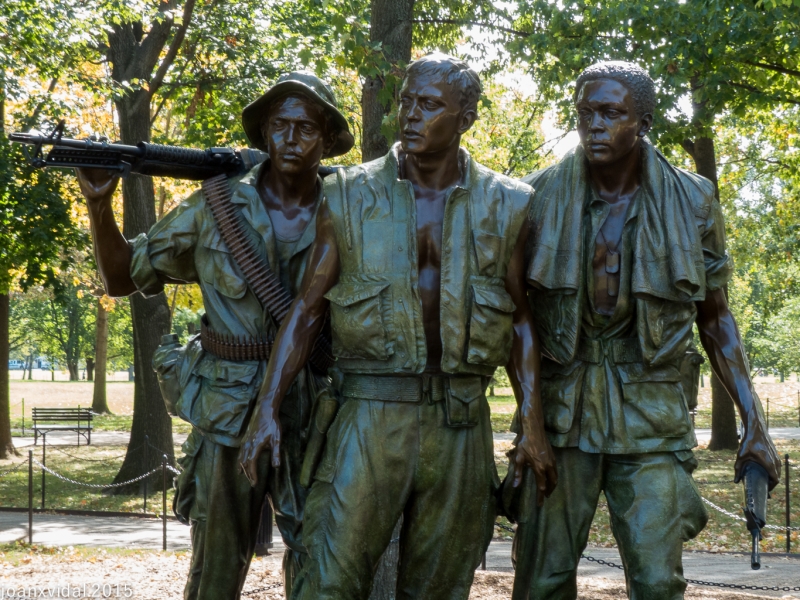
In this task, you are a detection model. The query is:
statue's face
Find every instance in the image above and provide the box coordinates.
[261,96,331,174]
[398,73,474,155]
[575,78,650,166]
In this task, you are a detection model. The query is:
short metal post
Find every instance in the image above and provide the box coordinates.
[21,398,24,436]
[162,454,167,551]
[691,409,696,428]
[700,373,704,388]
[481,552,487,571]
[41,433,46,509]
[77,405,80,447]
[143,435,149,513]
[766,398,770,430]
[786,454,791,554]
[28,450,33,544]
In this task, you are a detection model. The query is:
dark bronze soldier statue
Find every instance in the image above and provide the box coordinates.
[239,53,558,599]
[507,61,781,599]
[75,72,354,599]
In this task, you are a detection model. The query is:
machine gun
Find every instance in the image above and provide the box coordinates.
[10,120,338,180]
[741,461,770,570]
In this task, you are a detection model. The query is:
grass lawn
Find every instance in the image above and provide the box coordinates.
[0,444,181,515]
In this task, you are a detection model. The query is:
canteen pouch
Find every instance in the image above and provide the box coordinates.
[444,377,485,428]
[153,333,184,416]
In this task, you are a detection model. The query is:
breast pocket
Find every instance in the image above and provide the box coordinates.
[619,363,691,439]
[467,283,515,367]
[325,281,391,360]
[198,231,248,299]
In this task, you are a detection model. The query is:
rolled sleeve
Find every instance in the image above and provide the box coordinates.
[702,199,734,291]
[128,191,203,297]
[129,233,165,297]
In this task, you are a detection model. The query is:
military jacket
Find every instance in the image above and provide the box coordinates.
[523,142,733,452]
[323,144,532,377]
[130,163,323,447]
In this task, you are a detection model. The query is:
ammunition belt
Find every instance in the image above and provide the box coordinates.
[200,317,272,362]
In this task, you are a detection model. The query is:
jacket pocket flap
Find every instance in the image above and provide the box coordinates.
[195,356,259,385]
[202,229,230,252]
[472,284,515,313]
[324,282,390,307]
[447,377,485,403]
[619,364,682,384]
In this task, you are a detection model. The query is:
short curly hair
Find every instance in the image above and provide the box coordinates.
[575,61,656,118]
[405,52,482,115]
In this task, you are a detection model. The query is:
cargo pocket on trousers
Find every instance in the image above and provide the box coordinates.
[173,432,204,525]
[325,281,391,360]
[675,450,708,540]
[445,377,486,428]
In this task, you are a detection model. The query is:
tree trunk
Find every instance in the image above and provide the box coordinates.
[682,93,739,449]
[361,0,416,161]
[0,294,15,459]
[92,299,111,414]
[68,361,79,381]
[86,357,95,381]
[27,354,33,380]
[108,88,174,492]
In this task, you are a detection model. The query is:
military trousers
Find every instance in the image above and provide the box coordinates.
[511,447,708,600]
[291,382,499,600]
[174,423,309,600]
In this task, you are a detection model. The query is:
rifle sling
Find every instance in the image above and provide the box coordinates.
[201,174,334,373]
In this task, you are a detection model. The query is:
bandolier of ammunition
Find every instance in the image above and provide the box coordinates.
[201,174,335,372]
[200,315,273,361]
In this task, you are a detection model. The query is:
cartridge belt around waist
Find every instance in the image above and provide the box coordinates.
[200,316,272,362]
[576,337,642,365]
[340,373,484,403]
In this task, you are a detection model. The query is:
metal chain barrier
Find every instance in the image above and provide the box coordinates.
[166,464,182,476]
[47,444,137,463]
[0,460,27,478]
[32,459,161,489]
[494,520,800,591]
[241,583,283,596]
[581,554,800,591]
[702,497,800,531]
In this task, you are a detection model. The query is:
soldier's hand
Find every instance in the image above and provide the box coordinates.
[735,420,781,490]
[76,167,120,207]
[238,402,282,487]
[513,424,558,506]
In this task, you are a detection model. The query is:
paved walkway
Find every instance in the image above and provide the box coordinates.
[1,512,798,596]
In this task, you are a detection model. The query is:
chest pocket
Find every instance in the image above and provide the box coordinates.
[198,230,248,299]
[467,283,515,367]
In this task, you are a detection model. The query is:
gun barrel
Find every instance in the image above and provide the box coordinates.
[9,132,144,156]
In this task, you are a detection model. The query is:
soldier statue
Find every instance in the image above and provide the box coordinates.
[507,61,781,599]
[239,53,558,599]
[75,72,354,599]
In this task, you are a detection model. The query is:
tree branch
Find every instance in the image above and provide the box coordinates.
[149,0,197,97]
[725,80,800,106]
[740,60,800,79]
[682,138,696,160]
[410,18,531,37]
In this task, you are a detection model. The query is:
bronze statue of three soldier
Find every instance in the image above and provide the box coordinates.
[78,52,779,600]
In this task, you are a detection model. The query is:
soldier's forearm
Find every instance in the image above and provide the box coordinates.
[87,200,137,297]
[507,320,544,433]
[696,289,762,431]
[256,296,327,414]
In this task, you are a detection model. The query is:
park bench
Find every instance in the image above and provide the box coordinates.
[32,407,93,446]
